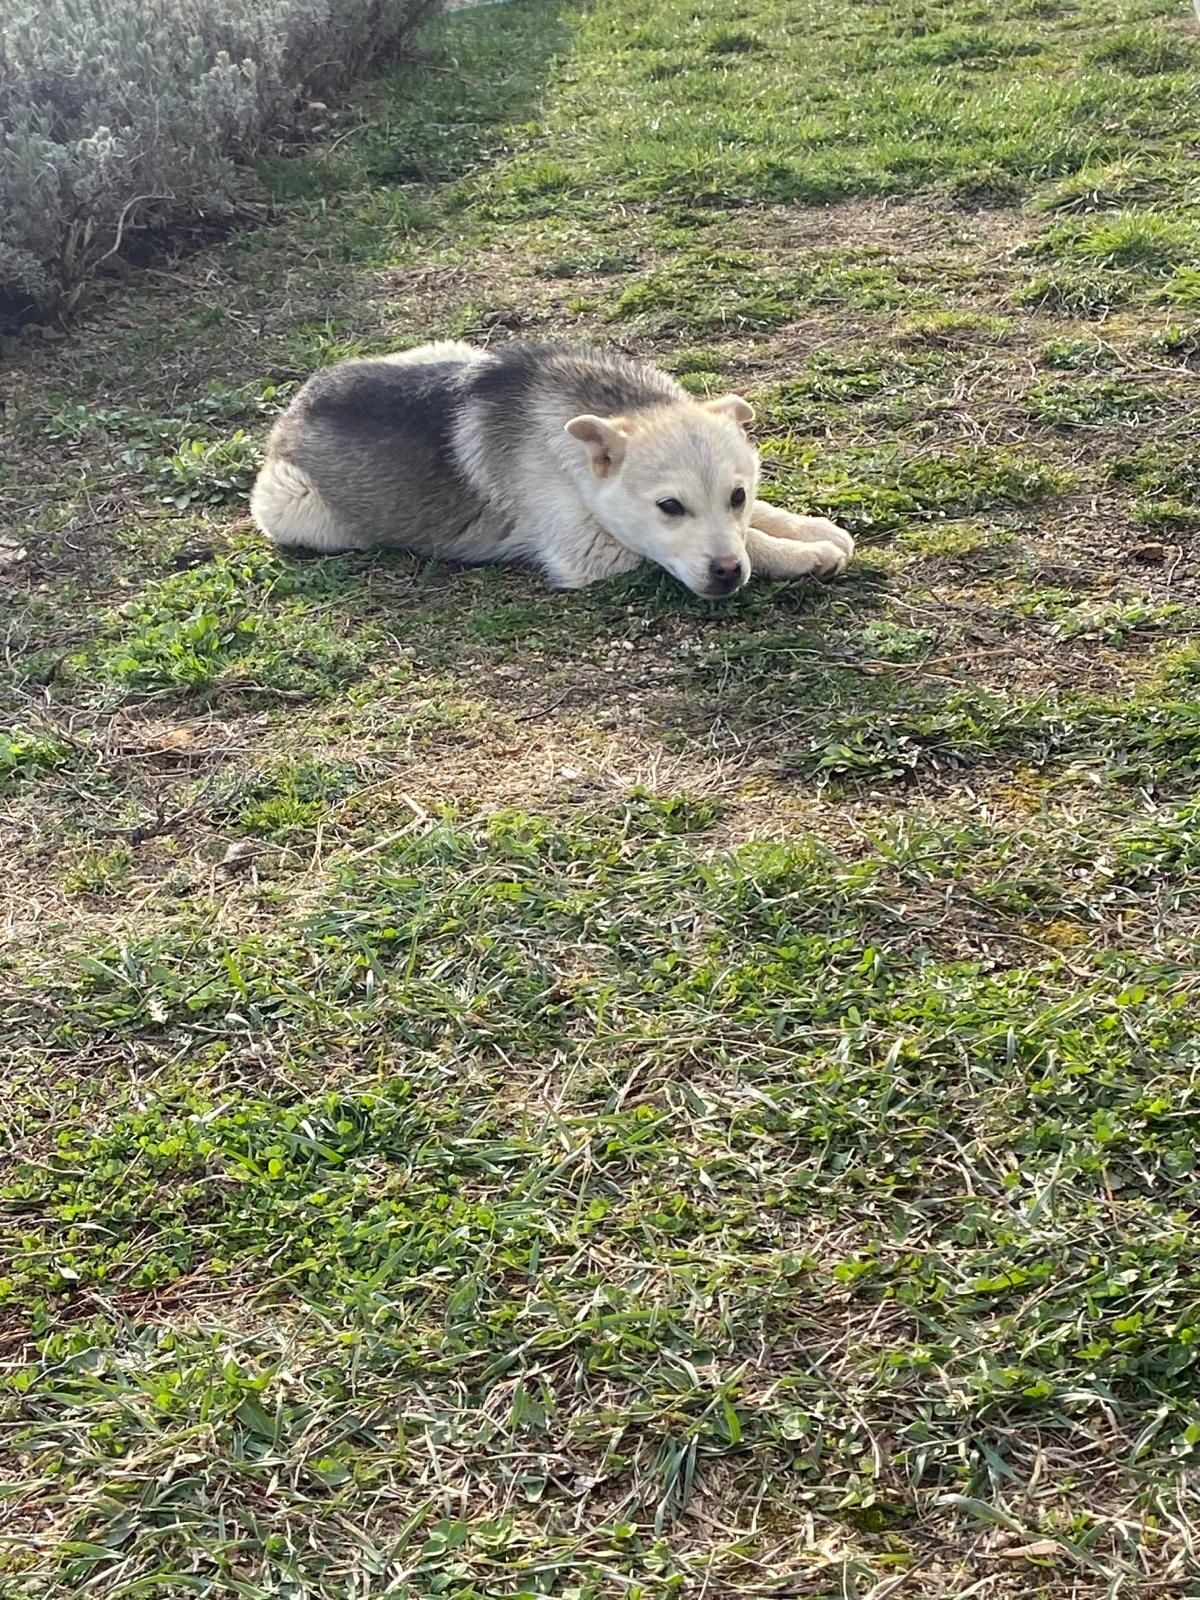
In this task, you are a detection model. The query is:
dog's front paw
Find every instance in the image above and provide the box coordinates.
[799,539,853,579]
[800,517,856,561]
[753,503,857,562]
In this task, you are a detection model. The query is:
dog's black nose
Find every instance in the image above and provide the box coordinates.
[708,556,743,592]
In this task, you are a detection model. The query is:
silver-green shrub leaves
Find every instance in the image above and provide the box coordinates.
[0,0,439,316]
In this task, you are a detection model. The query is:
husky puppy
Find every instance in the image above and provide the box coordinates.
[250,341,854,598]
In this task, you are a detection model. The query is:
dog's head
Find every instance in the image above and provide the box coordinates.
[565,395,760,598]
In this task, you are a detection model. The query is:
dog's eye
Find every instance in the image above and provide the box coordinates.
[730,486,747,509]
[656,498,687,518]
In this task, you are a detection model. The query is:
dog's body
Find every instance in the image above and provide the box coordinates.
[251,341,854,598]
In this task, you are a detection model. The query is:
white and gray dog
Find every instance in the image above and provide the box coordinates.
[250,340,855,599]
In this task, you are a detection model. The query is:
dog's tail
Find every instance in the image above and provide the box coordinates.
[250,454,347,552]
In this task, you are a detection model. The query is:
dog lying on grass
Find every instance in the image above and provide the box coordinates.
[250,340,855,599]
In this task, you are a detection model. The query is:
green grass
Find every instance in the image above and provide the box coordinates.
[70,545,371,701]
[0,726,74,791]
[761,442,1073,534]
[1030,212,1200,271]
[1027,376,1165,426]
[4,0,1200,1595]
[1109,442,1200,533]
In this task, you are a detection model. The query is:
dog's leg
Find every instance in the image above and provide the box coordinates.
[751,500,855,563]
[534,515,643,590]
[537,556,596,589]
[745,524,851,580]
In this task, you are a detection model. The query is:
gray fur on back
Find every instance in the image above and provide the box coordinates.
[263,342,685,564]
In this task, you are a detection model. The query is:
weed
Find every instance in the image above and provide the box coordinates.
[1110,444,1200,505]
[232,759,367,839]
[706,29,765,55]
[71,550,369,700]
[774,346,940,405]
[1028,377,1164,426]
[62,843,135,896]
[1032,159,1185,214]
[884,29,1044,69]
[857,620,938,661]
[149,432,262,510]
[1012,270,1135,317]
[1162,267,1200,310]
[1145,323,1200,362]
[0,726,73,791]
[893,310,1014,345]
[1134,497,1200,531]
[762,443,1072,534]
[1036,335,1116,370]
[1053,599,1190,644]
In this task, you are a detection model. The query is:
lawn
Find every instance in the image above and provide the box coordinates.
[2,0,1200,1594]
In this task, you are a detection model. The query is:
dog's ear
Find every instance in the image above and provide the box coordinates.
[704,394,755,429]
[565,414,628,477]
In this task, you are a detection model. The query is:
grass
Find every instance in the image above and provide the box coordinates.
[3,0,1200,1595]
[68,544,371,700]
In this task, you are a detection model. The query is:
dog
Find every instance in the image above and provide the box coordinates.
[250,340,855,598]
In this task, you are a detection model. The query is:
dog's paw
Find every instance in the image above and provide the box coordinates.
[798,517,855,560]
[756,507,856,561]
[798,539,853,579]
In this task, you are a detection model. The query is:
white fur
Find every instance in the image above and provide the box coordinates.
[249,456,350,553]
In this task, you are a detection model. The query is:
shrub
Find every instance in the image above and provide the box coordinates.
[0,0,440,319]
